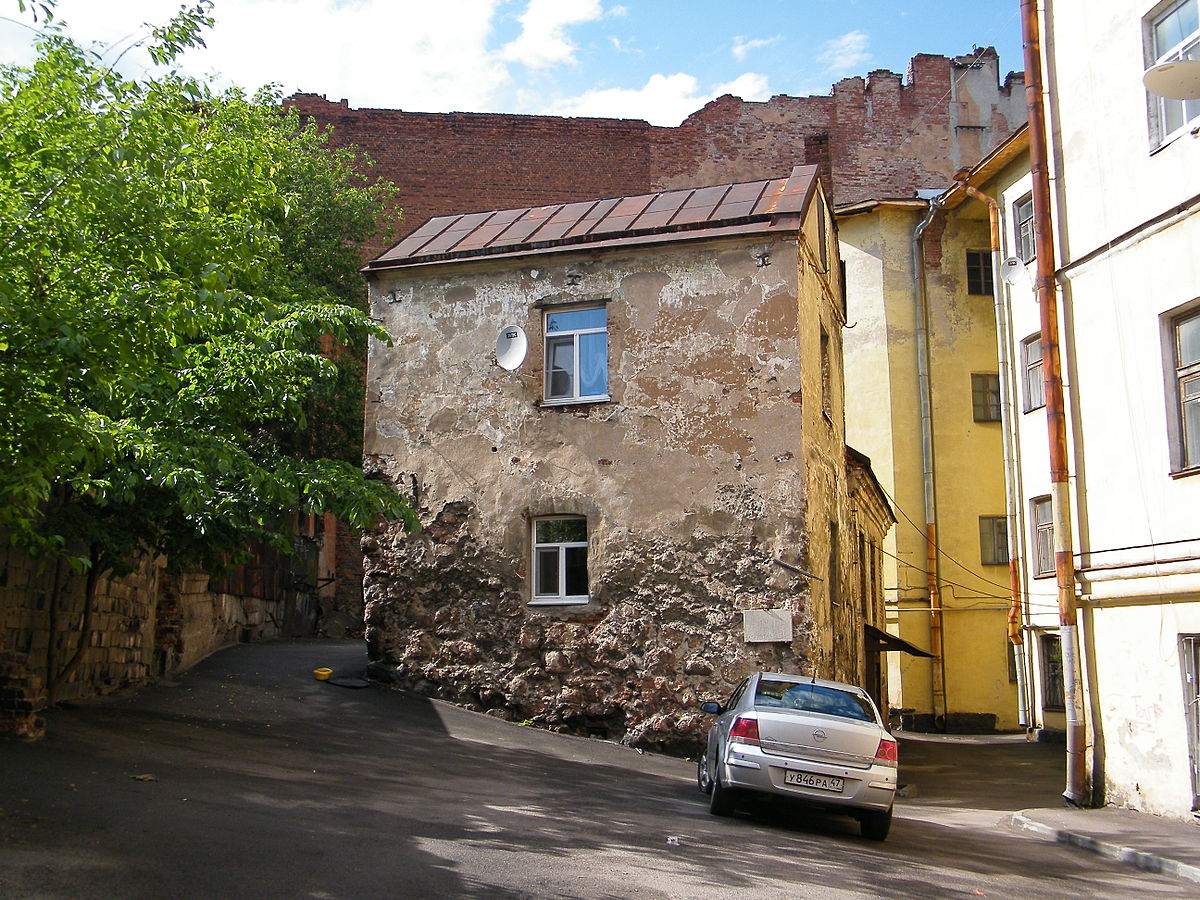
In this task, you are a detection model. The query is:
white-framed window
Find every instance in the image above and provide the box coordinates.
[544,305,608,404]
[1175,310,1200,470]
[531,516,589,605]
[1014,194,1035,263]
[1031,496,1054,578]
[979,515,1009,566]
[1147,0,1200,146]
[1022,335,1046,412]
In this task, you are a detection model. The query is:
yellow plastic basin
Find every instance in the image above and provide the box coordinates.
[313,667,333,681]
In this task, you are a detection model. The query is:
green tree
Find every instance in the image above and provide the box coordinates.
[0,2,412,688]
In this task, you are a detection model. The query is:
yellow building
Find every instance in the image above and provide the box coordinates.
[839,176,1022,732]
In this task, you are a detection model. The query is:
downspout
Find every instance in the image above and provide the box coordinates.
[955,177,1031,729]
[1021,0,1089,805]
[912,198,947,728]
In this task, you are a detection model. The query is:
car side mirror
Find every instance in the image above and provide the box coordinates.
[699,701,723,715]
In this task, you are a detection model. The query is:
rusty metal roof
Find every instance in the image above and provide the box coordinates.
[366,165,819,271]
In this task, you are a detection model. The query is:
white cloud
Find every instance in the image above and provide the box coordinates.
[0,0,513,112]
[500,0,603,69]
[546,71,770,127]
[731,34,779,62]
[713,72,770,101]
[817,30,871,75]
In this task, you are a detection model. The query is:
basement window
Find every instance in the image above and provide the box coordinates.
[531,516,590,605]
[544,306,608,404]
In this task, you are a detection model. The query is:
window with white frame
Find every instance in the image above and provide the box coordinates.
[1022,335,1046,412]
[1147,0,1200,146]
[1014,194,1035,263]
[531,516,589,604]
[1175,310,1200,470]
[1032,496,1054,578]
[544,306,608,403]
[979,515,1009,566]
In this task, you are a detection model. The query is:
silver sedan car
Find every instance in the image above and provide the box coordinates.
[697,671,899,840]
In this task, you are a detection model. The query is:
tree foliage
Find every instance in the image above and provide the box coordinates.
[0,1,413,582]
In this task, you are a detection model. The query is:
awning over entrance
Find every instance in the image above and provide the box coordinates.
[865,624,934,658]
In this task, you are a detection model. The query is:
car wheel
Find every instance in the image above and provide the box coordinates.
[708,775,739,816]
[697,752,713,794]
[859,806,893,841]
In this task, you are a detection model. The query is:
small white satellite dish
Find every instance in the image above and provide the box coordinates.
[495,324,528,371]
[1143,59,1200,100]
[1000,256,1026,286]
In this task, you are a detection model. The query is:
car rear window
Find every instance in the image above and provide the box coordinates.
[754,680,876,723]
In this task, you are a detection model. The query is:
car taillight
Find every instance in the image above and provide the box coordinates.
[729,716,760,745]
[874,737,899,767]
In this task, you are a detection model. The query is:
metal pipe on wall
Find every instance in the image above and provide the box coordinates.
[911,198,947,727]
[1020,0,1089,805]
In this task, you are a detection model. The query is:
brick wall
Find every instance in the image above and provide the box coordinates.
[288,48,1025,259]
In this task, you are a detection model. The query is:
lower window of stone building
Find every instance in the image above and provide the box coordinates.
[532,516,589,604]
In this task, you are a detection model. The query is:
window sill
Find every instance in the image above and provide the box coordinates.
[1170,465,1200,480]
[1023,404,1046,414]
[528,597,591,607]
[540,396,611,408]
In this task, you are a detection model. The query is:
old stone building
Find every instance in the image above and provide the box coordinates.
[288,48,1025,258]
[360,166,896,752]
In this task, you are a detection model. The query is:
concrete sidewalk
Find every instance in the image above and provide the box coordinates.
[1014,805,1200,885]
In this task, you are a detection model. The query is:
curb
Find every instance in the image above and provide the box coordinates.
[1011,812,1200,885]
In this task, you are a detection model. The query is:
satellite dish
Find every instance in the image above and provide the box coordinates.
[495,324,528,371]
[1143,60,1200,100]
[1000,256,1026,286]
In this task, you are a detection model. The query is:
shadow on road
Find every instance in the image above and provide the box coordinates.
[1,641,1188,899]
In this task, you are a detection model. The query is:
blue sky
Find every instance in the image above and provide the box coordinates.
[0,1,1024,125]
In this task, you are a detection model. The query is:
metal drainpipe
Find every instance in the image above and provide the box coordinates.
[1021,0,1089,805]
[912,198,947,728]
[956,178,1031,729]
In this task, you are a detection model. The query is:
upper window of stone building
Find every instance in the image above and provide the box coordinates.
[1173,309,1200,471]
[966,250,994,296]
[531,516,590,605]
[1022,335,1046,412]
[544,306,608,404]
[1147,0,1200,147]
[1014,195,1035,263]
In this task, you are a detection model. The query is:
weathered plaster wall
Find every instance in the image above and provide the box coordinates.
[362,228,847,752]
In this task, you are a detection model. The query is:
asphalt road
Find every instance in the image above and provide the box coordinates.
[0,640,1192,899]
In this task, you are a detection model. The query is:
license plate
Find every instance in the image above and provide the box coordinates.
[783,770,843,792]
